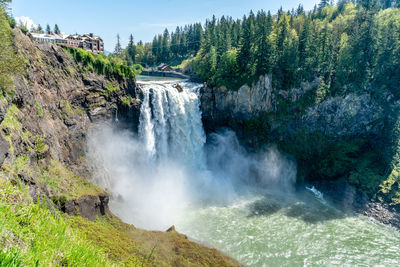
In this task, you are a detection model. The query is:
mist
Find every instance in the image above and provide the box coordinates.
[87,123,297,230]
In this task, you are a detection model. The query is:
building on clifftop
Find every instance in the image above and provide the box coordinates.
[31,32,104,53]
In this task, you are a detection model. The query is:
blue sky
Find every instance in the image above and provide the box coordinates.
[11,0,320,51]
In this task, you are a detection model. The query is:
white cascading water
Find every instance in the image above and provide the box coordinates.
[138,80,206,166]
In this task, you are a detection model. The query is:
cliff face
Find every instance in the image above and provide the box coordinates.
[201,74,387,138]
[0,29,141,212]
[200,74,400,214]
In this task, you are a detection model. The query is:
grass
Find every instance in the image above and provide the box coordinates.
[0,248,22,267]
[39,160,105,200]
[121,96,134,105]
[0,178,239,266]
[0,103,34,155]
[69,215,240,267]
[106,81,120,92]
[59,99,86,117]
[0,179,114,266]
[34,100,42,117]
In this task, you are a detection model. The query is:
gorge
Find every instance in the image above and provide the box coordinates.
[88,78,400,266]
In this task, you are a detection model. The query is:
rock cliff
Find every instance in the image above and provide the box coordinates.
[201,74,387,138]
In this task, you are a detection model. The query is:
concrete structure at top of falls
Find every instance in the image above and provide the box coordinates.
[138,80,206,166]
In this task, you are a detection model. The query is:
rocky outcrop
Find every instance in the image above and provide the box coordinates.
[64,194,110,221]
[201,75,274,128]
[201,74,386,138]
[301,93,385,136]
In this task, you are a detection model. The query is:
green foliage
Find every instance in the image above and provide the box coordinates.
[39,160,104,200]
[34,135,48,159]
[0,6,24,95]
[132,63,143,74]
[34,100,42,117]
[69,215,239,267]
[65,47,135,81]
[140,3,400,95]
[0,248,22,267]
[0,180,114,266]
[121,96,134,105]
[106,81,119,92]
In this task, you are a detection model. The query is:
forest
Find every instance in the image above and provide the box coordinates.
[123,0,400,93]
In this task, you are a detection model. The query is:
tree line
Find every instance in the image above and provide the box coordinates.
[120,0,399,95]
[114,22,204,67]
[192,0,400,92]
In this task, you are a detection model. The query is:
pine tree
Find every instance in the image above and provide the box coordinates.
[126,34,136,65]
[255,10,274,75]
[237,14,256,81]
[114,34,122,55]
[46,24,51,34]
[161,28,170,62]
[171,27,180,58]
[349,5,378,89]
[54,24,60,34]
[273,14,299,89]
[152,36,159,62]
[179,31,187,57]
[319,0,329,9]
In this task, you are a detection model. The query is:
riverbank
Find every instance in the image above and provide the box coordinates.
[309,181,400,231]
[141,70,190,79]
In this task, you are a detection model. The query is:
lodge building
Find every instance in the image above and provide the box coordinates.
[31,32,104,53]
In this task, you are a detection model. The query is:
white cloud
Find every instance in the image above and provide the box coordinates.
[15,16,37,30]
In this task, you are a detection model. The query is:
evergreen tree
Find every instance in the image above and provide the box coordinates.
[349,5,378,89]
[179,31,187,57]
[255,10,274,75]
[137,1,400,94]
[126,34,136,65]
[46,24,51,34]
[114,34,122,55]
[152,35,160,62]
[171,27,180,58]
[237,14,256,81]
[32,24,43,34]
[273,14,299,89]
[161,28,170,62]
[319,0,329,9]
[54,24,60,34]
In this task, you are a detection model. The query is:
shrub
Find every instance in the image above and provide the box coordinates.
[65,47,135,81]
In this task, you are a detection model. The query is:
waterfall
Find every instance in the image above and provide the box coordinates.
[138,80,206,167]
[88,78,297,230]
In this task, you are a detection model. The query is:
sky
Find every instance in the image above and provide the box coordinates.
[10,0,320,52]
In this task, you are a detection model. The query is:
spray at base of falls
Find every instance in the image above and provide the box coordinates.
[88,80,296,230]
